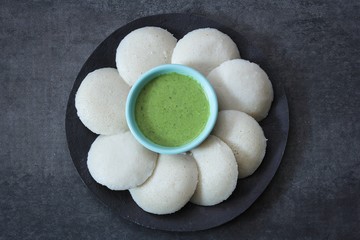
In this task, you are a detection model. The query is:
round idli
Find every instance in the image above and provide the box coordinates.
[190,135,238,206]
[87,131,157,190]
[171,28,240,75]
[212,110,267,178]
[129,154,198,215]
[116,26,177,86]
[207,59,273,121]
[75,68,129,135]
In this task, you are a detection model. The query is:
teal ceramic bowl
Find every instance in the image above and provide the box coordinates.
[126,64,218,154]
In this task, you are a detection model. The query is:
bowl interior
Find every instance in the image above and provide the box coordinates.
[125,64,218,154]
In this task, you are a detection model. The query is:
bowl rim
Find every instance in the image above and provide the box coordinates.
[125,64,218,154]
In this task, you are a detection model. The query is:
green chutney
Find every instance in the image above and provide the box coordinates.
[135,73,210,147]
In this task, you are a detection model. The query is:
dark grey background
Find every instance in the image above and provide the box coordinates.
[1,0,359,239]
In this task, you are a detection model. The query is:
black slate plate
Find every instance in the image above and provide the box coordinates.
[65,13,289,231]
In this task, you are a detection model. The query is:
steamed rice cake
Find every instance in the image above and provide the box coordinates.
[191,135,238,206]
[116,26,177,86]
[87,132,157,190]
[75,68,129,135]
[129,154,198,215]
[207,59,273,121]
[213,110,267,178]
[171,28,240,75]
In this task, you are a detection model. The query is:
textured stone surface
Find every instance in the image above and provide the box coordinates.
[1,0,359,239]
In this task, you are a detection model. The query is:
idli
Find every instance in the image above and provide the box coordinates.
[171,28,240,75]
[213,110,267,178]
[130,154,198,215]
[207,59,273,121]
[116,26,177,86]
[87,132,157,190]
[75,68,129,135]
[190,135,238,206]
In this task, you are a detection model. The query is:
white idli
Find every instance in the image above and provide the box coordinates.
[213,110,267,178]
[129,154,198,215]
[190,135,238,206]
[87,132,157,190]
[171,28,240,75]
[116,26,177,86]
[207,59,273,121]
[75,68,129,135]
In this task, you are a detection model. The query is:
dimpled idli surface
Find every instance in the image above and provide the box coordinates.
[116,26,177,86]
[171,28,240,75]
[87,132,157,190]
[207,59,273,121]
[190,135,238,206]
[213,110,267,178]
[129,154,198,215]
[75,68,129,135]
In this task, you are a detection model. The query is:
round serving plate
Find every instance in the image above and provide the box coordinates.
[65,13,289,231]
